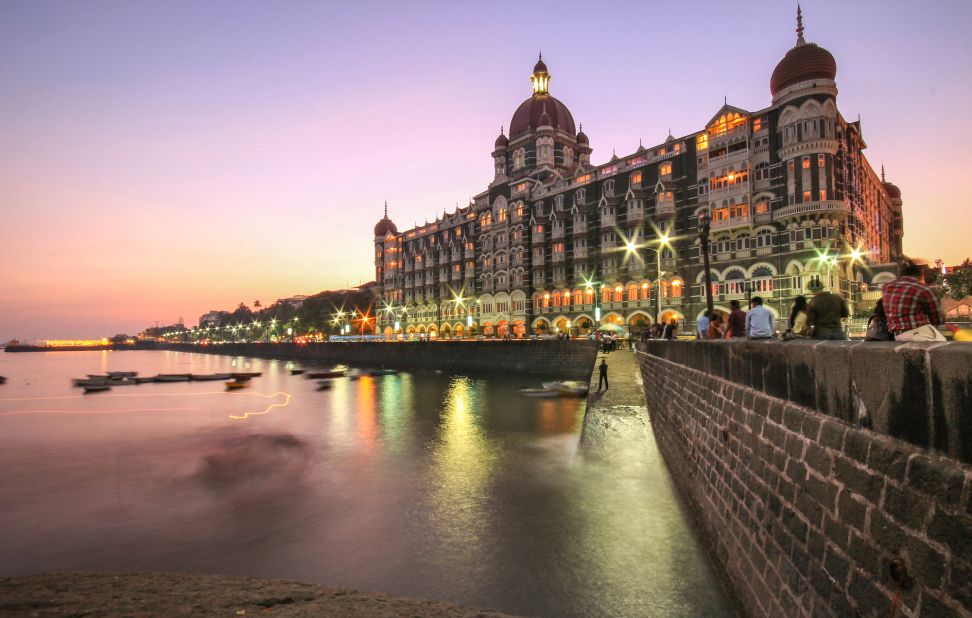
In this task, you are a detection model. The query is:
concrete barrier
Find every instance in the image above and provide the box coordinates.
[163,340,599,380]
[637,340,972,617]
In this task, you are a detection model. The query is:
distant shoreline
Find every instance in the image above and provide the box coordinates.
[3,343,158,353]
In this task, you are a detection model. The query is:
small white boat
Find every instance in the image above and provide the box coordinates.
[519,387,559,398]
[542,381,590,397]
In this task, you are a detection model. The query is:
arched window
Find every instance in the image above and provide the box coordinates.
[613,285,624,303]
[563,147,574,167]
[513,148,526,170]
[627,283,639,302]
[563,290,572,307]
[574,289,584,306]
[602,287,611,304]
[542,292,551,308]
[585,288,595,304]
[671,278,683,298]
[640,282,651,300]
[552,291,561,307]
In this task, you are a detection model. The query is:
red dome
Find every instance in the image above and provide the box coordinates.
[882,182,901,199]
[509,94,575,138]
[494,132,509,148]
[374,216,397,237]
[770,42,836,96]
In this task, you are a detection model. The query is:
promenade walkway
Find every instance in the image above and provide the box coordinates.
[577,348,735,616]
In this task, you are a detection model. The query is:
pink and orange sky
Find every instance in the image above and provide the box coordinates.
[1,0,970,340]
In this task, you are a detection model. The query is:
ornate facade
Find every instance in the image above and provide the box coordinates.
[373,9,904,338]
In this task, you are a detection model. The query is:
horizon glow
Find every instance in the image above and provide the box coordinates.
[2,0,970,340]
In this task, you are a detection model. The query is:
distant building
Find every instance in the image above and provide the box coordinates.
[373,8,904,338]
[198,311,226,328]
[276,295,310,309]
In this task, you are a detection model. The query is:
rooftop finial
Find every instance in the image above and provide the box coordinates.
[539,49,542,61]
[796,3,806,45]
[384,200,388,218]
[881,165,886,182]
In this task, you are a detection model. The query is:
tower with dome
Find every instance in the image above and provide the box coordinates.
[373,7,904,339]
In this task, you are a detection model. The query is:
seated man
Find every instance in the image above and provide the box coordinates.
[745,297,775,339]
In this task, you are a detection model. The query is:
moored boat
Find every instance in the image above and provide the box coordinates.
[155,374,191,382]
[519,387,559,398]
[541,380,590,396]
[305,370,345,379]
[225,380,249,390]
[106,378,137,386]
[190,373,232,381]
[134,376,157,384]
[0,375,6,384]
[73,377,108,387]
[83,384,111,393]
[107,371,137,379]
[231,372,262,379]
[316,379,334,390]
[369,368,399,376]
[291,369,306,375]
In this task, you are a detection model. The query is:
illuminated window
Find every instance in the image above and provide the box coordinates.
[515,182,527,192]
[658,147,666,156]
[498,209,507,222]
[613,285,624,302]
[671,279,683,298]
[754,202,769,214]
[708,113,746,137]
[516,205,524,217]
[553,243,564,252]
[674,143,681,153]
[641,282,650,300]
[585,288,595,304]
[820,189,827,201]
[696,134,708,151]
[753,118,763,132]
[631,171,643,185]
[543,292,550,308]
[660,163,672,176]
[627,284,638,301]
[573,290,583,305]
[576,174,592,184]
[602,287,611,304]
[803,190,812,203]
[802,157,811,170]
[534,224,544,234]
[553,292,560,307]
[788,160,795,174]
[818,154,825,168]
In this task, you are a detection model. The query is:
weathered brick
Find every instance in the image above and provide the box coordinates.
[848,570,894,614]
[865,440,909,482]
[948,559,972,611]
[783,506,809,543]
[848,532,883,578]
[805,474,839,513]
[838,489,869,532]
[785,433,808,461]
[834,457,884,504]
[843,430,871,462]
[823,515,850,550]
[882,482,931,531]
[806,443,832,477]
[783,404,806,432]
[787,459,808,483]
[768,400,785,425]
[869,510,907,553]
[920,592,966,618]
[819,420,847,451]
[928,509,972,565]
[823,546,851,586]
[796,490,825,529]
[906,455,965,508]
[905,534,946,591]
[801,414,823,442]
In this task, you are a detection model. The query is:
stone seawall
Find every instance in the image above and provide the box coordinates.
[636,340,972,617]
[163,340,598,380]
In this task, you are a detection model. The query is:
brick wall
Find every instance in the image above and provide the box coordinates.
[637,340,972,617]
[163,340,598,380]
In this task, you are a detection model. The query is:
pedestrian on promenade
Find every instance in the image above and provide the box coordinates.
[785,296,810,338]
[597,358,609,391]
[882,262,946,341]
[746,297,775,339]
[727,300,746,338]
[707,314,725,339]
[806,279,849,340]
[696,313,710,339]
[663,319,677,340]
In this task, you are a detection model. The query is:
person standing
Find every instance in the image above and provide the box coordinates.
[882,262,945,341]
[663,319,677,340]
[696,313,710,339]
[597,358,609,391]
[727,300,746,338]
[806,279,849,340]
[745,297,775,339]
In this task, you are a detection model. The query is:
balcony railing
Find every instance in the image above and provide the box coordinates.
[655,203,675,218]
[711,215,751,231]
[773,200,851,221]
[573,223,588,234]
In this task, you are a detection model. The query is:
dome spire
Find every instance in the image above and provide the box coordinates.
[796,3,806,46]
[531,53,550,95]
[881,165,886,182]
[384,200,388,218]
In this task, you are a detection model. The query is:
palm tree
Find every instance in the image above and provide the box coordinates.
[253,300,262,310]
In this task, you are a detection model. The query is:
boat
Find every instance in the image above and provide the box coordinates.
[134,376,157,384]
[73,377,107,387]
[155,374,191,382]
[291,369,307,375]
[541,381,590,396]
[519,387,560,398]
[87,374,110,380]
[107,371,137,379]
[305,370,345,379]
[0,375,6,384]
[225,380,249,390]
[231,372,262,378]
[369,368,399,376]
[190,373,232,381]
[106,378,137,387]
[83,384,111,393]
[316,379,334,390]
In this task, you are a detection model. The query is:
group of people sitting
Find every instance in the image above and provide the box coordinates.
[694,261,945,342]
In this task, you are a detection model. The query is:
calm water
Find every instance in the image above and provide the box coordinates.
[0,351,729,617]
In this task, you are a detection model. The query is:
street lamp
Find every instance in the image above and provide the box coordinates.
[698,211,714,317]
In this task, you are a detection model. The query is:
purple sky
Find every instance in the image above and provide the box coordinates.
[1,0,970,340]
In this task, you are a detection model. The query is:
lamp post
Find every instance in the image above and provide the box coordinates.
[699,210,714,317]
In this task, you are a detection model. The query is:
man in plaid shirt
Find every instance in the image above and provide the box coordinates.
[882,262,944,340]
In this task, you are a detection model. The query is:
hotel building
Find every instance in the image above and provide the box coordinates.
[373,8,904,338]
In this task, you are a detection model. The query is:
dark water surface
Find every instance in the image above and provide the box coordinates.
[0,351,729,617]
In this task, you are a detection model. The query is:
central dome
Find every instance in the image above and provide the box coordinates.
[770,5,837,97]
[509,95,576,138]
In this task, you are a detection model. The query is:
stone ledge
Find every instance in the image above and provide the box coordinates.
[0,572,523,618]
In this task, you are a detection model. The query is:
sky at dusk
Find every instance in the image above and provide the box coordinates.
[2,0,970,340]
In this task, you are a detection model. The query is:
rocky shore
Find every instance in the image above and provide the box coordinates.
[0,572,523,617]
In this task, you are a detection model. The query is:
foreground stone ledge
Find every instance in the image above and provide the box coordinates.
[0,572,523,618]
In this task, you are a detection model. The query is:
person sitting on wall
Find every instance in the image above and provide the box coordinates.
[696,313,710,339]
[727,300,746,338]
[745,297,775,339]
[806,279,849,340]
[882,261,946,341]
[706,314,725,339]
